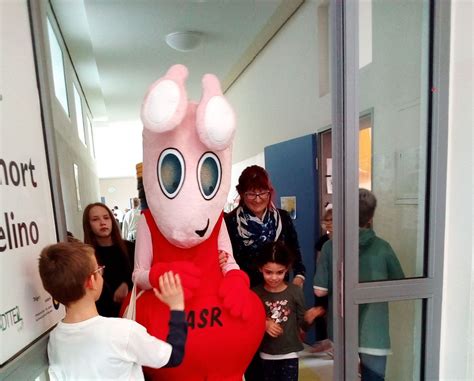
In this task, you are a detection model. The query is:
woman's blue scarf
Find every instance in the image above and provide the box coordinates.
[235,204,282,251]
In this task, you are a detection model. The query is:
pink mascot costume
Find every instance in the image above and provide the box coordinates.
[132,64,266,380]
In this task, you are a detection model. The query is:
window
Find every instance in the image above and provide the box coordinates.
[73,163,81,211]
[86,116,95,157]
[73,84,86,145]
[46,18,69,116]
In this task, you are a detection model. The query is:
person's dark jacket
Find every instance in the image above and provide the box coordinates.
[224,207,306,288]
[95,240,134,317]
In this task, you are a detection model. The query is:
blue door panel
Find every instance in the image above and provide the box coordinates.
[264,134,319,344]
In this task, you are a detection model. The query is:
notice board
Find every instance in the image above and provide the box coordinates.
[0,0,64,366]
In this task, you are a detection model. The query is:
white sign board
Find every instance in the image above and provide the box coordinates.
[1,1,64,366]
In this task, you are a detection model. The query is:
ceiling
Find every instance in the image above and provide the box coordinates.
[50,0,303,177]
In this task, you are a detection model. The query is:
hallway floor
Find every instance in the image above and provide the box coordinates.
[242,344,334,380]
[299,344,334,381]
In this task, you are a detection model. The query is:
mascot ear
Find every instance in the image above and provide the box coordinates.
[141,64,189,133]
[196,73,236,151]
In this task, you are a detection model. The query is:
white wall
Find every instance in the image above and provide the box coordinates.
[227,0,331,164]
[228,153,265,211]
[94,120,143,178]
[440,0,474,379]
[99,177,139,212]
[42,3,100,239]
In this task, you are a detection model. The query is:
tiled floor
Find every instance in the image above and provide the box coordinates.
[299,344,334,381]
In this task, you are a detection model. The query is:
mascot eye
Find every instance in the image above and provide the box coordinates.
[197,152,221,200]
[157,148,185,199]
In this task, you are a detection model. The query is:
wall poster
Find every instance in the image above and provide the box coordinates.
[0,1,64,366]
[280,196,297,220]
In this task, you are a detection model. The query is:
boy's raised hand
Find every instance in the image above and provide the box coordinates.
[153,271,185,311]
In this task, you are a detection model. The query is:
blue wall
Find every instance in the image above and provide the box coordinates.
[265,133,319,344]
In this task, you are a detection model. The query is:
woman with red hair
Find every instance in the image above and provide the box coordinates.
[225,165,306,287]
[224,165,306,381]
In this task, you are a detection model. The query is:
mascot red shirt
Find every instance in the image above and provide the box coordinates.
[131,64,265,381]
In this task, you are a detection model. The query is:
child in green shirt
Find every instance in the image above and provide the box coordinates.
[312,189,404,380]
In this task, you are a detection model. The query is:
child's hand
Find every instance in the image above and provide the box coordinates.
[265,319,283,338]
[153,271,184,311]
[149,262,201,300]
[292,277,304,287]
[113,282,129,303]
[218,250,229,269]
[304,306,325,324]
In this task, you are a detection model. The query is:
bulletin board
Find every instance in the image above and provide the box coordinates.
[0,0,64,367]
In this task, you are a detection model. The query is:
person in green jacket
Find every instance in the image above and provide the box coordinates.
[312,188,404,381]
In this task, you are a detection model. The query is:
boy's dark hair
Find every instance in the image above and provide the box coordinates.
[359,188,377,227]
[38,242,96,306]
[257,241,295,268]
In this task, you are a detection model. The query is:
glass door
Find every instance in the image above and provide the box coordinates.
[330,0,451,379]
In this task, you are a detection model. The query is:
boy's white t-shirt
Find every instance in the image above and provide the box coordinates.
[47,316,172,381]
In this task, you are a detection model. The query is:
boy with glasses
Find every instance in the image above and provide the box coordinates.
[38,242,187,380]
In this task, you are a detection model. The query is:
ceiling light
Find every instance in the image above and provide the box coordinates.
[166,31,202,52]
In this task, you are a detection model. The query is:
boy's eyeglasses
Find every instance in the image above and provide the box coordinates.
[244,191,270,201]
[91,265,105,277]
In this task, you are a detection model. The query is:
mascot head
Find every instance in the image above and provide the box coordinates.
[141,64,236,248]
